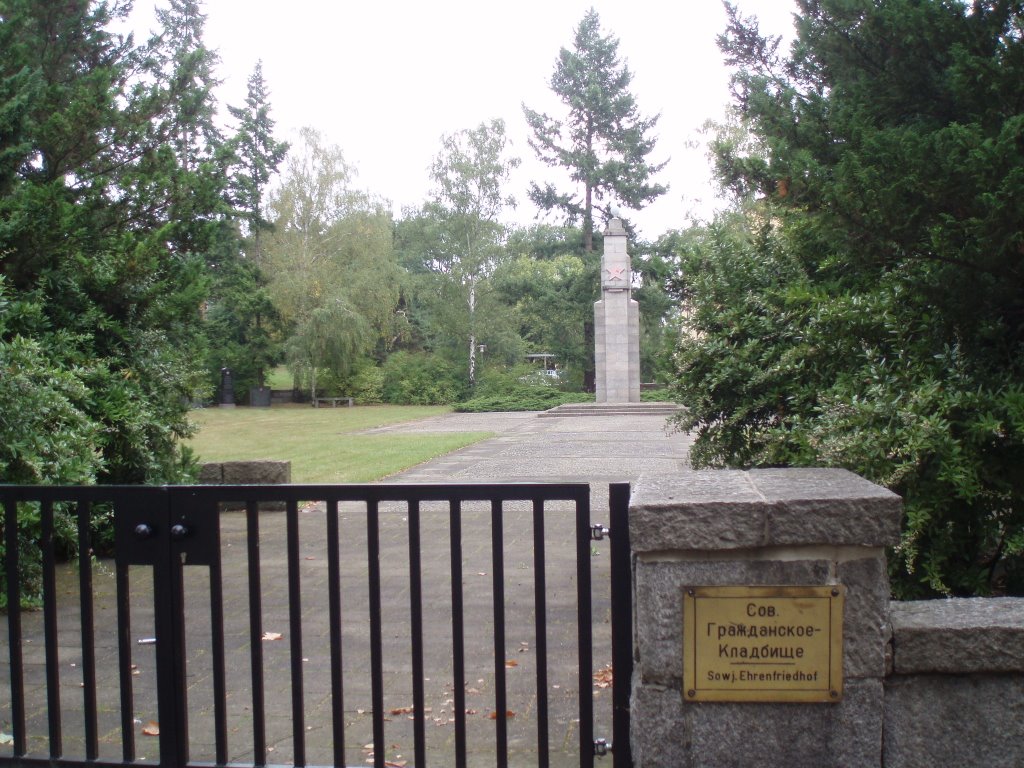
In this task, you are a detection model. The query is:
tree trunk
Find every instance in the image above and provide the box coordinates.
[584,121,595,252]
[584,181,594,252]
[468,279,477,387]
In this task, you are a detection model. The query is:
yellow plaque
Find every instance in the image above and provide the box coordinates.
[682,585,844,703]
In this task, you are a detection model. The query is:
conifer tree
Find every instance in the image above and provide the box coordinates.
[523,8,666,251]
[228,61,289,261]
[150,0,233,262]
[675,0,1024,597]
[0,0,208,483]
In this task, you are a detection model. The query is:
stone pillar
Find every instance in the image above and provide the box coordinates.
[629,469,902,768]
[594,218,640,403]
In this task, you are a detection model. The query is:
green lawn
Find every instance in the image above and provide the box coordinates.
[185,404,492,483]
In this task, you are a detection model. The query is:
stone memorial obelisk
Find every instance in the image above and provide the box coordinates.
[594,217,640,403]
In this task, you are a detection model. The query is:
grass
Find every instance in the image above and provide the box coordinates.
[265,365,293,389]
[185,404,493,483]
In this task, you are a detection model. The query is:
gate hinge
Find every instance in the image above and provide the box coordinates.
[590,524,610,541]
[593,737,611,757]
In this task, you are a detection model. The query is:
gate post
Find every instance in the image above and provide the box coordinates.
[608,483,633,768]
[115,488,190,768]
[628,469,901,768]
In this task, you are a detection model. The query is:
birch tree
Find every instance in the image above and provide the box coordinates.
[421,119,519,386]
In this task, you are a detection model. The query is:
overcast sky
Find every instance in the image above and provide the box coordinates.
[128,0,797,241]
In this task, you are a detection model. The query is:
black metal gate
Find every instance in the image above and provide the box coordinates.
[1,483,632,768]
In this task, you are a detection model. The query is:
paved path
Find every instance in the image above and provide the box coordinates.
[376,409,692,492]
[3,410,692,768]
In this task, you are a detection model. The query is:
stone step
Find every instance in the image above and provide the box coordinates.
[539,402,683,418]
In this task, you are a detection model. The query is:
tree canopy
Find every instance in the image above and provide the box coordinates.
[263,128,400,400]
[673,0,1024,597]
[400,120,521,387]
[0,0,212,484]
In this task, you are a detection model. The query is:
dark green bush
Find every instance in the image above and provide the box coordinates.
[381,352,467,405]
[671,216,1024,597]
[349,364,385,404]
[457,367,593,412]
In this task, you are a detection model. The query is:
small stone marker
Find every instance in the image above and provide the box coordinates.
[682,585,844,703]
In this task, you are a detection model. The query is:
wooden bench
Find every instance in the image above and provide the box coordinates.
[312,396,354,408]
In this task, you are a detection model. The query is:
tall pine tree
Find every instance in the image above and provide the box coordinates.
[150,0,233,261]
[200,61,289,396]
[523,8,666,251]
[228,61,289,261]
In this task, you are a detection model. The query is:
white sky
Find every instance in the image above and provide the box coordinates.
[128,0,797,241]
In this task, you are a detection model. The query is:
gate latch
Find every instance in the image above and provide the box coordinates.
[590,524,610,541]
[593,737,611,757]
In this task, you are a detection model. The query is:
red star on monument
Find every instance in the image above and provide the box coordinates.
[605,266,626,281]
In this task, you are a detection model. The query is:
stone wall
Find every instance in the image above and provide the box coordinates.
[198,460,291,485]
[198,460,291,510]
[629,469,1024,768]
[884,598,1024,768]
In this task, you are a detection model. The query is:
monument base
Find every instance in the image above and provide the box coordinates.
[539,402,680,418]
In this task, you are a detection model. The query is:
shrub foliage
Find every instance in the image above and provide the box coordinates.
[674,1,1024,597]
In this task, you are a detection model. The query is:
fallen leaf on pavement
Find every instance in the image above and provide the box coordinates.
[262,632,283,641]
[594,665,613,689]
[141,722,160,736]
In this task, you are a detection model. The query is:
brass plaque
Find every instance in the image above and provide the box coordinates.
[682,585,844,703]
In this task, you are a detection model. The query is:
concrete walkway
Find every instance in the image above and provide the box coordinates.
[377,409,692,491]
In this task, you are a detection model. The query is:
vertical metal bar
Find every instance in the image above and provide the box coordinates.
[41,500,63,757]
[208,511,229,766]
[326,499,346,768]
[533,498,549,768]
[246,501,267,765]
[450,499,467,768]
[286,499,306,766]
[576,492,594,768]
[5,499,26,756]
[609,483,633,768]
[407,500,426,767]
[490,499,509,767]
[155,490,189,768]
[77,501,99,761]
[366,499,385,768]
[115,545,136,762]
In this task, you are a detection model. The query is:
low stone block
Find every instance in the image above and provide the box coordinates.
[198,460,291,511]
[890,597,1024,674]
[630,469,902,553]
[836,557,891,679]
[633,677,883,767]
[883,674,1024,768]
[197,463,222,484]
[220,460,291,485]
[631,680,688,768]
[753,468,902,548]
[630,471,767,553]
